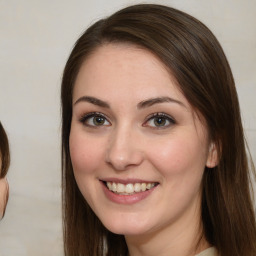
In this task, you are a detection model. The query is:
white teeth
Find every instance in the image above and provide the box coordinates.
[146,183,152,189]
[125,184,134,193]
[106,181,157,195]
[141,183,146,191]
[112,182,117,192]
[107,182,112,190]
[117,183,125,193]
[134,183,141,192]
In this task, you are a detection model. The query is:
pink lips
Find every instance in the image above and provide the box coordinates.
[100,180,158,205]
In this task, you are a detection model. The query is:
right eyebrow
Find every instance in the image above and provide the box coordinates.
[73,96,110,108]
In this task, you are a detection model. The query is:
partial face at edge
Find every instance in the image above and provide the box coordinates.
[0,161,9,219]
[69,43,217,237]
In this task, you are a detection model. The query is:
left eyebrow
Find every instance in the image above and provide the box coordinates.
[137,97,186,109]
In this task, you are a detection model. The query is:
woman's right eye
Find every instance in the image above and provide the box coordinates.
[79,113,111,127]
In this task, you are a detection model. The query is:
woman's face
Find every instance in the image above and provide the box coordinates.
[69,44,216,237]
[0,171,8,218]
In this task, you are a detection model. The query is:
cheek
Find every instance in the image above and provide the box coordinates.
[69,130,104,175]
[147,135,208,177]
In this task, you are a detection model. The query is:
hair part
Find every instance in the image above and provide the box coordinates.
[61,4,256,256]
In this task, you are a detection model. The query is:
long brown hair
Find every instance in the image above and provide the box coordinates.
[61,4,256,256]
[0,122,10,178]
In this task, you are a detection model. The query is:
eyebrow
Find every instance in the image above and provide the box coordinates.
[137,97,185,109]
[74,96,185,109]
[74,96,110,108]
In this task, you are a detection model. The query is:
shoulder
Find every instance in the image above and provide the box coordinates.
[195,247,217,256]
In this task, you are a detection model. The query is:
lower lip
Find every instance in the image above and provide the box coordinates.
[101,182,158,205]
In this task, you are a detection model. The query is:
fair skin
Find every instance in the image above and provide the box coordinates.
[69,43,217,256]
[0,164,8,218]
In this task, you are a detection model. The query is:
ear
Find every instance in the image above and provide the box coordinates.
[206,142,219,168]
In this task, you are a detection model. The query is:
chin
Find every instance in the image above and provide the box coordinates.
[107,226,147,236]
[100,215,151,236]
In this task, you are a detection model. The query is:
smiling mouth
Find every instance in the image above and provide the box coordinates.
[103,181,159,195]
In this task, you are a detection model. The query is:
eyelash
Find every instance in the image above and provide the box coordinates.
[79,112,176,128]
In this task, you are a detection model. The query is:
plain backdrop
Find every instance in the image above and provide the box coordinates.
[0,0,255,255]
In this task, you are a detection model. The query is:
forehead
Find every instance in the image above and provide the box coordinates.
[73,43,185,103]
[79,43,171,80]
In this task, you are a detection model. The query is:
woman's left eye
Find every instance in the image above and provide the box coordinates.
[144,113,175,128]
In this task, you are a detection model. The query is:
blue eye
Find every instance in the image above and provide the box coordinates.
[144,113,175,128]
[80,113,110,127]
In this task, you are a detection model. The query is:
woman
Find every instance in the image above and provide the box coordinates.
[61,4,256,256]
[0,122,10,219]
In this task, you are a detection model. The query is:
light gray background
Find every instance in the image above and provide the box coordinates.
[0,0,255,255]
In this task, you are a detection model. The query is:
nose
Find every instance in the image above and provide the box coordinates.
[105,126,144,171]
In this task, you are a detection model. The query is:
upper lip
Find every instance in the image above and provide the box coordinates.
[100,178,159,184]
